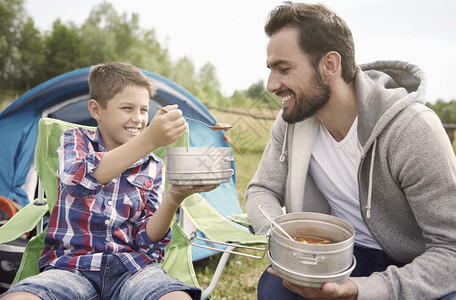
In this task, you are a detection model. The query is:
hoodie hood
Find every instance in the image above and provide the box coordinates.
[356,60,427,154]
[356,61,427,219]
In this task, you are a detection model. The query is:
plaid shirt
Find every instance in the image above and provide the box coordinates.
[39,127,171,274]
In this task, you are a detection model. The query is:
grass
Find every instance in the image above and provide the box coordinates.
[192,108,278,299]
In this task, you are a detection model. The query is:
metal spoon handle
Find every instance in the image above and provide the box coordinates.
[258,205,294,241]
[156,105,211,127]
[156,105,232,131]
[182,116,210,126]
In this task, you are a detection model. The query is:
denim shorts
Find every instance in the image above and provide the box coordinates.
[4,254,201,300]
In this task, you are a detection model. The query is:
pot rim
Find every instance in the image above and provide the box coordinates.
[271,212,355,246]
[166,169,233,175]
[166,146,233,155]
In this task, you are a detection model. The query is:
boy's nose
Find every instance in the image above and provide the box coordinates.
[131,110,142,123]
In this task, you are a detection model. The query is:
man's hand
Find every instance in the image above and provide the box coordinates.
[268,267,358,300]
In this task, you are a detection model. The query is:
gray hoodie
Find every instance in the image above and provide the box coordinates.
[245,61,456,299]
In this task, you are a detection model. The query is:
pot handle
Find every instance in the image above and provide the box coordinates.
[294,253,325,265]
[190,231,269,259]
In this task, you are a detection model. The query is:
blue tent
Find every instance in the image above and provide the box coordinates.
[0,67,241,261]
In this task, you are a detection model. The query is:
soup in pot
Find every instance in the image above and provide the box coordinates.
[292,236,333,244]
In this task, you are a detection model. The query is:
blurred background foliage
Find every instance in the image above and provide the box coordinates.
[1,0,455,122]
[0,0,279,112]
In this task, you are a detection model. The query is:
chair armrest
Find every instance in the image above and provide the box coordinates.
[181,194,267,246]
[228,213,253,230]
[0,199,48,244]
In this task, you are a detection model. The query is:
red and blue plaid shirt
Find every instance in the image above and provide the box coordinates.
[39,127,172,274]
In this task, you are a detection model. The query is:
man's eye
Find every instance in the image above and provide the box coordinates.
[280,68,290,73]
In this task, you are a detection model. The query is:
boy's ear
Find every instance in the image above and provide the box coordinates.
[88,99,102,121]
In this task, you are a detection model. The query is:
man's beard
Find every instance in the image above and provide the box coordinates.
[282,71,331,124]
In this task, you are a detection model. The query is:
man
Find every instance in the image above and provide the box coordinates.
[245,2,456,299]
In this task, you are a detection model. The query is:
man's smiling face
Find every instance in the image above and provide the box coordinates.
[266,27,330,124]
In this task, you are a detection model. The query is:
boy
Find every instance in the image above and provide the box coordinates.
[1,62,218,300]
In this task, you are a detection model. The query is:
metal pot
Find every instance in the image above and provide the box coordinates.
[268,251,356,288]
[269,212,355,280]
[165,147,234,185]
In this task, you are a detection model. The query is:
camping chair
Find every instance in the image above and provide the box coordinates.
[0,117,267,298]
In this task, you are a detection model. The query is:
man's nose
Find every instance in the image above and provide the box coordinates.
[266,72,280,93]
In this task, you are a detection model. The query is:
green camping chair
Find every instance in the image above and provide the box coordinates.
[0,117,267,298]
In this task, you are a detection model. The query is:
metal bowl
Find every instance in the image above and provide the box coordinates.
[165,147,234,185]
[269,212,355,276]
[268,251,356,287]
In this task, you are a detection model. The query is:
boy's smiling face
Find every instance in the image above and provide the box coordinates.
[89,85,150,151]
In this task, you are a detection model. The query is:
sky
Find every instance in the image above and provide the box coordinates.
[24,0,456,103]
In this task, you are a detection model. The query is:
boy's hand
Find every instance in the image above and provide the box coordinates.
[166,184,220,206]
[146,184,219,243]
[146,105,187,148]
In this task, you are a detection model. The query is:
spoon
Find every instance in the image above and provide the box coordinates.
[258,205,295,241]
[156,105,233,131]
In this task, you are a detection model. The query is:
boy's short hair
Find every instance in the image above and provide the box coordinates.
[88,62,157,108]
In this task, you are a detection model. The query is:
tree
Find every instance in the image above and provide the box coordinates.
[123,28,173,77]
[245,80,265,99]
[80,2,172,77]
[196,62,223,105]
[82,2,134,64]
[0,0,36,96]
[427,99,456,124]
[228,89,250,108]
[0,0,229,111]
[170,56,197,95]
[198,62,220,92]
[44,20,90,79]
[13,17,45,90]
[80,7,117,65]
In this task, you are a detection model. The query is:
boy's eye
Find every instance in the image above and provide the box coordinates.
[141,108,148,113]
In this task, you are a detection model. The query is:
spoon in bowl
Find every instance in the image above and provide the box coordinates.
[258,205,295,241]
[156,105,233,131]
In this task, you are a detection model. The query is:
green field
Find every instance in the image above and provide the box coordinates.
[193,109,277,299]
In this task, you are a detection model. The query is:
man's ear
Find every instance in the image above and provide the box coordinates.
[320,51,341,81]
[88,99,101,121]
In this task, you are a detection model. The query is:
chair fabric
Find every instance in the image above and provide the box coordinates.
[182,194,267,246]
[0,200,47,244]
[11,231,45,285]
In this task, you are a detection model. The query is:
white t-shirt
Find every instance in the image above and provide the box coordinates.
[309,117,381,249]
